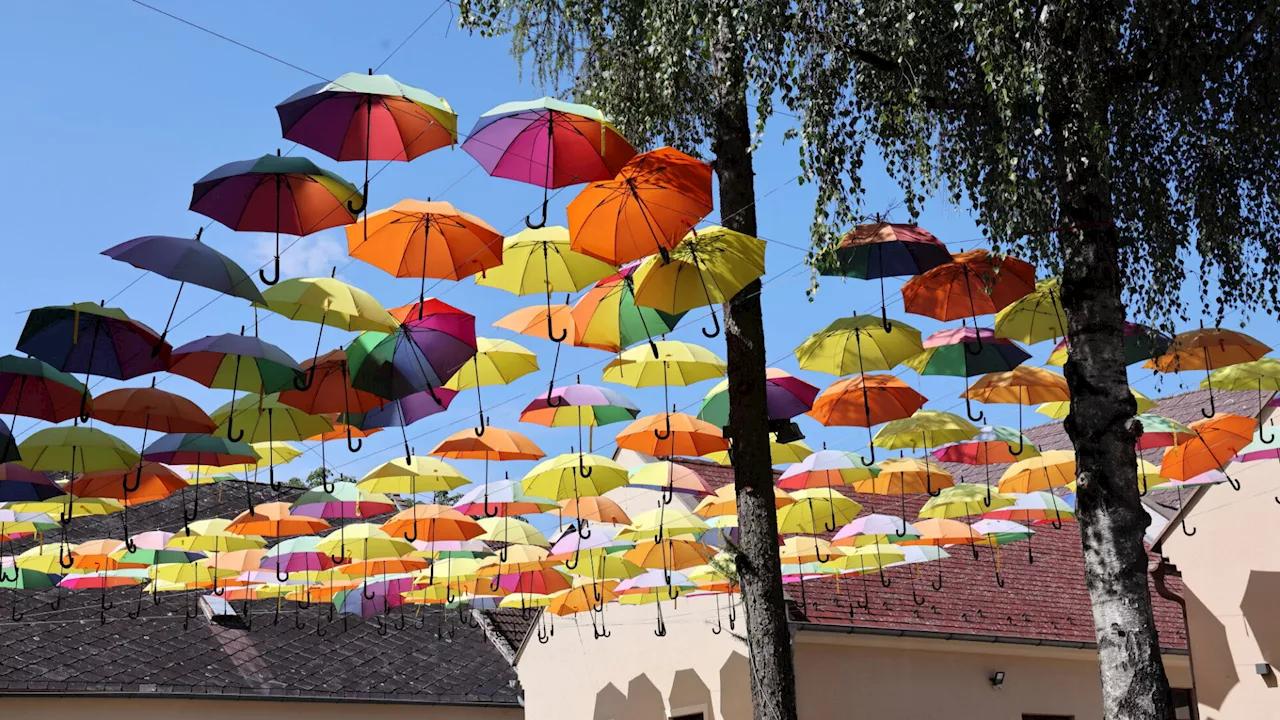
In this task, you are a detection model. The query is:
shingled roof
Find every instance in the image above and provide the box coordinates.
[0,481,521,706]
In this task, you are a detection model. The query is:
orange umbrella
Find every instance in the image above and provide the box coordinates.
[226,502,332,537]
[1145,327,1271,417]
[850,456,954,532]
[277,350,387,451]
[199,548,268,574]
[901,250,1036,322]
[1161,414,1256,488]
[69,539,130,571]
[964,366,1070,437]
[897,517,983,590]
[307,417,383,442]
[548,582,620,616]
[568,147,714,266]
[559,496,631,526]
[614,412,729,458]
[694,484,794,518]
[807,374,927,429]
[91,385,217,434]
[493,302,596,347]
[381,504,484,544]
[347,199,503,307]
[623,538,717,571]
[337,556,430,577]
[430,424,546,500]
[68,462,188,552]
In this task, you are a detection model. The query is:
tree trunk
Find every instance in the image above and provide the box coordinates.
[1051,35,1175,717]
[711,9,800,720]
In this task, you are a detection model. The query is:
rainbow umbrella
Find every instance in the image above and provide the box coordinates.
[170,329,304,441]
[347,304,478,402]
[189,153,363,285]
[698,368,817,429]
[571,263,686,356]
[814,222,952,327]
[0,355,88,425]
[904,326,1030,423]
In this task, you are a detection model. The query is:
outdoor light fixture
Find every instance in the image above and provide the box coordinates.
[1256,663,1272,676]
[770,420,804,445]
[989,671,1006,689]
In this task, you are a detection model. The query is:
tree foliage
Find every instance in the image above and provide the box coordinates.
[286,467,356,489]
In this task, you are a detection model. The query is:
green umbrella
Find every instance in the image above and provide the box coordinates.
[0,567,54,621]
[17,426,139,474]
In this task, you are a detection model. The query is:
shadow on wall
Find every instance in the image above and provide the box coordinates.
[592,675,665,720]
[1241,570,1280,689]
[720,652,752,720]
[1186,585,1239,711]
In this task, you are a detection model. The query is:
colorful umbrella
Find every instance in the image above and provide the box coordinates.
[226,502,331,538]
[698,368,817,429]
[705,432,814,467]
[210,394,332,487]
[494,301,582,347]
[141,433,258,531]
[904,326,1031,422]
[901,250,1036,324]
[571,263,687,357]
[454,479,558,518]
[0,355,87,425]
[1161,414,1256,489]
[964,366,1070,439]
[1135,414,1198,450]
[693,485,794,519]
[429,424,545,510]
[776,450,879,491]
[777,488,862,534]
[1037,387,1157,420]
[1203,358,1280,441]
[831,513,921,547]
[170,329,304,441]
[189,153,363,285]
[276,348,387,451]
[998,450,1076,493]
[935,425,1038,501]
[794,315,923,377]
[347,302,478,402]
[814,222,952,327]
[69,461,187,548]
[568,147,714,266]
[17,304,169,420]
[631,226,766,337]
[615,412,729,458]
[520,382,640,428]
[603,339,724,439]
[444,337,539,436]
[1047,321,1172,367]
[807,375,927,461]
[340,388,458,458]
[521,453,630,502]
[382,504,483,551]
[291,481,396,521]
[850,456,955,526]
[0,464,63,502]
[1147,327,1271,417]
[628,461,715,499]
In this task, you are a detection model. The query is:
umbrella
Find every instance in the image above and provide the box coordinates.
[1135,414,1198,450]
[1161,414,1255,489]
[1203,358,1280,442]
[614,412,729,459]
[571,263,686,355]
[0,355,88,425]
[341,388,458,460]
[494,302,582,347]
[101,231,268,346]
[794,315,923,377]
[358,456,470,499]
[455,480,557,518]
[901,249,1036,325]
[982,491,1075,560]
[935,425,1039,502]
[628,461,716,501]
[777,488,862,535]
[17,303,170,420]
[520,453,630,504]
[568,147,714,266]
[69,461,187,549]
[429,425,545,514]
[920,484,1015,521]
[998,451,1076,493]
[520,383,639,477]
[347,200,504,308]
[141,433,259,531]
[850,457,955,531]
[277,70,457,233]
[226,502,331,538]
[258,275,398,370]
[381,505,483,555]
[0,464,63,503]
[776,450,879,491]
[693,484,795,518]
[904,326,1031,422]
[964,366,1070,440]
[1037,387,1157,419]
[277,349,387,451]
[807,374,927,463]
[291,481,395,521]
[814,221,952,327]
[558,496,632,528]
[189,153,363,285]
[170,329,304,441]
[463,97,636,227]
[993,277,1067,344]
[1047,322,1172,367]
[476,226,617,342]
[91,383,217,496]
[831,514,921,547]
[698,368,817,429]
[347,303,478,403]
[1146,326,1271,417]
[631,226,766,337]
[210,394,331,488]
[444,337,539,436]
[872,412,978,494]
[705,432,814,466]
[603,340,725,440]
[615,569,698,636]
[18,426,138,477]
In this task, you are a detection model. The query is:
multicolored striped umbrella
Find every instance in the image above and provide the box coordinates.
[0,355,88,424]
[571,263,686,354]
[348,304,477,402]
[904,326,1030,423]
[698,368,817,429]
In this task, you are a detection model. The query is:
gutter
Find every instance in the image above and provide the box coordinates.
[1150,556,1200,720]
[790,620,1189,656]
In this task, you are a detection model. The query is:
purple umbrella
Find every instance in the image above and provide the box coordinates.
[334,574,415,617]
[0,463,64,502]
[101,230,267,349]
[343,388,458,462]
[17,303,171,420]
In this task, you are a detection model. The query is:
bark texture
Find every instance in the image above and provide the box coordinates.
[711,10,800,720]
[1052,11,1175,716]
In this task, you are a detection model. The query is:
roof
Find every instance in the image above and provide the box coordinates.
[0,481,521,706]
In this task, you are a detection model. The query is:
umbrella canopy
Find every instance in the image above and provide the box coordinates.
[210,394,334,445]
[873,411,980,450]
[628,461,716,497]
[992,277,1066,344]
[777,489,862,534]
[815,222,951,278]
[965,366,1070,436]
[347,200,504,291]
[0,355,87,424]
[898,518,986,546]
[905,327,1031,376]
[454,480,558,517]
[382,505,485,544]
[602,341,726,387]
[429,426,545,461]
[998,450,1077,492]
[142,433,259,467]
[1204,358,1280,392]
[520,383,640,427]
[919,484,1015,519]
[342,387,458,431]
[983,492,1075,525]
[226,502,331,537]
[568,147,714,266]
[520,453,630,500]
[614,413,729,458]
[276,348,387,420]
[807,374,927,428]
[850,457,954,495]
[698,368,817,428]
[358,456,470,496]
[694,484,795,518]
[559,496,632,526]
[189,153,362,285]
[18,426,139,473]
[705,433,814,466]
[0,420,16,465]
[170,332,303,399]
[1037,388,1156,419]
[571,263,686,353]
[1047,322,1172,367]
[101,233,267,305]
[69,462,186,505]
[291,481,396,520]
[477,517,551,547]
[795,315,923,376]
[777,450,879,492]
[831,514,921,547]
[92,385,217,436]
[1146,328,1271,373]
[444,337,540,390]
[1161,414,1256,483]
[622,539,717,571]
[901,250,1036,322]
[494,303,582,346]
[1135,414,1198,450]
[476,226,617,297]
[631,226,766,336]
[348,306,478,402]
[257,276,397,333]
[0,464,64,502]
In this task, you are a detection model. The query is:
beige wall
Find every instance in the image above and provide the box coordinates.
[0,697,519,719]
[1161,440,1280,720]
[519,594,1191,720]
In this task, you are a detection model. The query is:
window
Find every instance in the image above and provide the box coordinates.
[671,714,705,720]
[1022,715,1073,720]
[1172,688,1195,720]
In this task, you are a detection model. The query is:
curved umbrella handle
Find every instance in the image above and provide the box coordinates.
[702,308,721,339]
[995,571,1005,588]
[880,303,894,334]
[859,444,876,467]
[964,393,985,423]
[127,584,144,619]
[653,410,673,441]
[347,184,368,216]
[474,412,487,438]
[537,622,550,644]
[425,383,444,407]
[525,200,548,230]
[880,569,892,588]
[578,518,592,540]
[124,463,143,493]
[546,376,565,408]
[931,569,944,592]
[259,254,280,286]
[275,565,290,583]
[225,413,243,443]
[293,367,316,392]
[59,541,74,570]
[565,547,580,571]
[345,426,362,453]
[10,600,22,622]
[403,524,419,543]
[965,325,985,356]
[78,389,92,423]
[49,588,62,611]
[654,601,667,637]
[362,581,376,600]
[578,453,593,478]
[545,284,567,343]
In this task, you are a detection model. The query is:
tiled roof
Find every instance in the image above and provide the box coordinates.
[0,481,521,705]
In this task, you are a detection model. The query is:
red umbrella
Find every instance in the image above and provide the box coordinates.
[0,355,87,424]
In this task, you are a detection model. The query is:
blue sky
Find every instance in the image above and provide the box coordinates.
[1,1,1263,517]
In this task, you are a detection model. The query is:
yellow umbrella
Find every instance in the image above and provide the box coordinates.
[776,489,862,534]
[166,530,265,553]
[210,394,333,465]
[1134,459,1174,493]
[16,545,76,574]
[694,485,794,518]
[357,456,470,496]
[477,517,550,546]
[918,484,1015,519]
[560,553,643,581]
[779,536,835,565]
[9,496,123,519]
[1037,388,1156,419]
[476,226,617,295]
[17,426,139,473]
[821,543,907,573]
[998,450,1076,493]
[993,277,1066,344]
[619,507,709,540]
[873,411,980,458]
[315,523,411,561]
[631,226,766,337]
[187,441,304,481]
[794,315,923,377]
[443,337,539,435]
[520,453,629,500]
[149,561,237,586]
[706,433,814,466]
[499,592,554,610]
[602,340,726,388]
[256,276,398,333]
[411,557,486,583]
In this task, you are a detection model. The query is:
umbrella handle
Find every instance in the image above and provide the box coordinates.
[654,410,673,441]
[880,303,893,334]
[124,463,143,493]
[347,186,368,216]
[49,588,62,611]
[475,413,487,438]
[995,570,1005,588]
[225,414,244,443]
[702,308,721,339]
[276,565,290,583]
[578,453,593,478]
[403,524,419,543]
[964,394,985,424]
[913,587,926,606]
[127,584,144,619]
[259,254,280,286]
[860,444,876,467]
[363,582,376,600]
[880,569,892,588]
[538,621,551,644]
[376,614,389,636]
[1010,432,1025,457]
[525,202,548,230]
[58,540,74,570]
[346,426,362,453]
[965,324,985,356]
[654,600,667,637]
[546,310,567,343]
[78,388,91,423]
[578,518,592,540]
[293,366,316,392]
[425,383,444,407]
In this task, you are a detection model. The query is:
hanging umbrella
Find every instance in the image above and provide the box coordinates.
[705,433,815,467]
[307,416,383,443]
[814,222,952,327]
[0,464,63,502]
[982,491,1075,560]
[920,485,1016,521]
[444,337,539,436]
[794,315,923,377]
[477,519,551,553]
[904,326,1031,422]
[333,575,415,617]
[850,457,955,531]
[69,462,187,550]
[698,368,817,429]
[521,383,639,477]
[993,277,1067,344]
[464,97,636,227]
[1203,358,1280,442]
[806,374,927,464]
[277,71,457,230]
[628,461,716,502]
[1046,322,1172,367]
[494,302,583,349]
[1037,387,1157,419]
[226,502,331,539]
[0,510,59,580]
[568,147,714,266]
[277,348,387,452]
[615,569,698,636]
[341,387,458,460]
[210,394,332,488]
[258,274,398,369]
[454,480,558,518]
[603,339,725,440]
[901,249,1036,325]
[477,226,617,343]
[558,496,632,528]
[872,411,979,496]
[777,489,862,535]
[693,485,795,518]
[101,231,268,347]
[189,153,363,285]
[1161,414,1256,489]
[17,303,170,420]
[964,366,1070,441]
[347,200,504,311]
[615,412,729,459]
[776,450,879,491]
[91,383,217,500]
[381,505,484,558]
[358,456,470,499]
[935,425,1039,504]
[520,453,630,504]
[347,304,478,403]
[141,433,259,532]
[170,329,304,441]
[831,514,921,547]
[429,425,545,516]
[291,481,395,521]
[18,426,138,476]
[1135,414,1198,450]
[1146,326,1271,417]
[0,355,88,425]
[998,451,1076,493]
[631,226,766,337]
[571,263,686,356]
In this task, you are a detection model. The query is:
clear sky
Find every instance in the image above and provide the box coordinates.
[1,1,1266,523]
